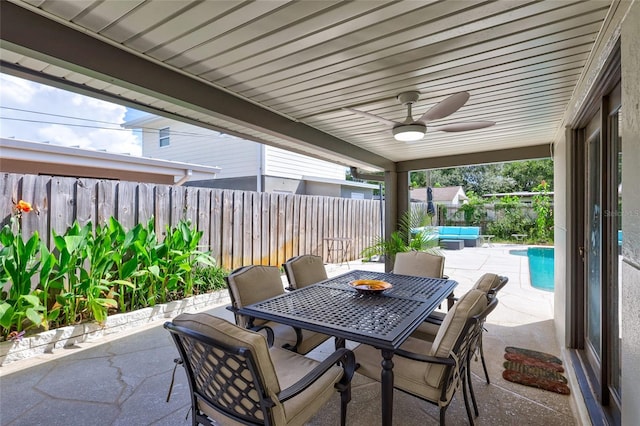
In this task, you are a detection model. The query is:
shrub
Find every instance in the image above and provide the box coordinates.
[0,206,223,340]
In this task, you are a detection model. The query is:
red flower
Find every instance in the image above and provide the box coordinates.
[15,200,33,213]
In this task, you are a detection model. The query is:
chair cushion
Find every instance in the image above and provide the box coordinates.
[353,337,444,403]
[265,321,330,355]
[472,273,501,293]
[228,265,285,308]
[459,227,480,236]
[425,289,487,387]
[285,255,327,289]
[439,226,461,236]
[411,320,439,341]
[270,346,344,425]
[393,252,444,278]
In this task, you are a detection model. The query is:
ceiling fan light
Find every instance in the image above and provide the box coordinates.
[393,124,426,141]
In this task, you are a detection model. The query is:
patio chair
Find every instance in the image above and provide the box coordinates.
[393,251,454,309]
[353,290,497,426]
[393,251,446,278]
[283,254,328,290]
[165,313,356,426]
[226,265,330,354]
[418,274,509,386]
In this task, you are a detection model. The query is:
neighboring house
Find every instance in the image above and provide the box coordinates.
[0,138,220,185]
[124,115,377,199]
[483,191,555,205]
[410,186,468,206]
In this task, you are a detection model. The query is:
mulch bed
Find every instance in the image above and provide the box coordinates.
[502,347,570,395]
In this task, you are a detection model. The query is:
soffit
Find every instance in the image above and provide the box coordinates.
[0,0,613,170]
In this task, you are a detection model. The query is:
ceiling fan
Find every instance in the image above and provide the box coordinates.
[343,91,495,142]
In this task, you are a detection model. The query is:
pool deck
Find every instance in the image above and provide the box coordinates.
[0,243,574,426]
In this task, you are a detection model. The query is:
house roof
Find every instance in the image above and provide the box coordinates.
[410,186,467,203]
[0,138,221,184]
[484,191,555,198]
[302,176,378,190]
[0,1,621,173]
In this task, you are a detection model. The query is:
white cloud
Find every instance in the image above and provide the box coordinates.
[0,74,142,155]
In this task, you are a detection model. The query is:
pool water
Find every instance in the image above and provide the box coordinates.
[527,247,555,291]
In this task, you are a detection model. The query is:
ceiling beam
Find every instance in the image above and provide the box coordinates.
[396,144,552,172]
[0,2,394,171]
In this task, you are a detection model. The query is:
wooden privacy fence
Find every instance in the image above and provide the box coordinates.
[0,173,383,271]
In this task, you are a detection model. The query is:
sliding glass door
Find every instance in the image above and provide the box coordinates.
[579,82,621,423]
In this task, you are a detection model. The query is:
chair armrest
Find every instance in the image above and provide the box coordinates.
[248,324,275,347]
[394,348,456,366]
[278,348,356,402]
[424,315,444,326]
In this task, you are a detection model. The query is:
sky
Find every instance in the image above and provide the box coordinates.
[0,73,145,156]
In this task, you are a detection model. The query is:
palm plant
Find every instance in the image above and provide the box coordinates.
[361,205,440,263]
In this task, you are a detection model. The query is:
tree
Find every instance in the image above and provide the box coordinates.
[430,164,516,194]
[428,159,553,194]
[502,159,554,191]
[410,171,426,188]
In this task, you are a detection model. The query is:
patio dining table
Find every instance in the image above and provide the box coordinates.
[238,270,457,426]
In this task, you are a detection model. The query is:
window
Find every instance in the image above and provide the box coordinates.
[159,127,170,147]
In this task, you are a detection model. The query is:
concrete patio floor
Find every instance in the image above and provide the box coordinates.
[0,244,576,425]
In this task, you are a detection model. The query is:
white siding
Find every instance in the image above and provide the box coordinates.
[263,145,346,180]
[140,117,259,178]
[137,116,347,181]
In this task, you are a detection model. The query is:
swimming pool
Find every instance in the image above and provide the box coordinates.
[509,247,555,291]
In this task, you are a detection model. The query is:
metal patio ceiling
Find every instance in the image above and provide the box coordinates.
[0,0,614,172]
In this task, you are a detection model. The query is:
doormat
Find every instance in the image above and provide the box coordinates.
[502,347,570,395]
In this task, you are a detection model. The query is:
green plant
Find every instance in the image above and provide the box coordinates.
[193,264,228,294]
[455,192,487,226]
[532,180,554,243]
[361,207,440,263]
[1,212,221,339]
[0,201,61,337]
[486,195,534,239]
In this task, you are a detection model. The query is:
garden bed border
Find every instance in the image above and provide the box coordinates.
[0,289,230,366]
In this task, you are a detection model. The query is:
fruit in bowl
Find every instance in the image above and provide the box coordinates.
[350,279,392,294]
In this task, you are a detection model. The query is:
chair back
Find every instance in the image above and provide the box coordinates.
[283,255,328,289]
[226,265,285,328]
[393,251,445,278]
[424,290,497,399]
[437,294,498,406]
[165,313,284,425]
[472,273,509,297]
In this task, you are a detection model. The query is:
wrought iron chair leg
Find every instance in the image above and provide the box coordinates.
[467,357,479,417]
[479,338,490,384]
[462,376,475,426]
[340,386,350,426]
[439,405,447,426]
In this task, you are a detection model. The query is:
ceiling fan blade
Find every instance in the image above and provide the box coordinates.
[428,121,495,132]
[419,91,470,122]
[343,107,397,127]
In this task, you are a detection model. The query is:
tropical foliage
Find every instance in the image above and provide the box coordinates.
[0,202,227,340]
[361,205,441,263]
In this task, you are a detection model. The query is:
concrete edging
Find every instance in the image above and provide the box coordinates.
[0,290,230,366]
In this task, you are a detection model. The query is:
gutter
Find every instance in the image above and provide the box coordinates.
[175,169,192,186]
[350,167,385,182]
